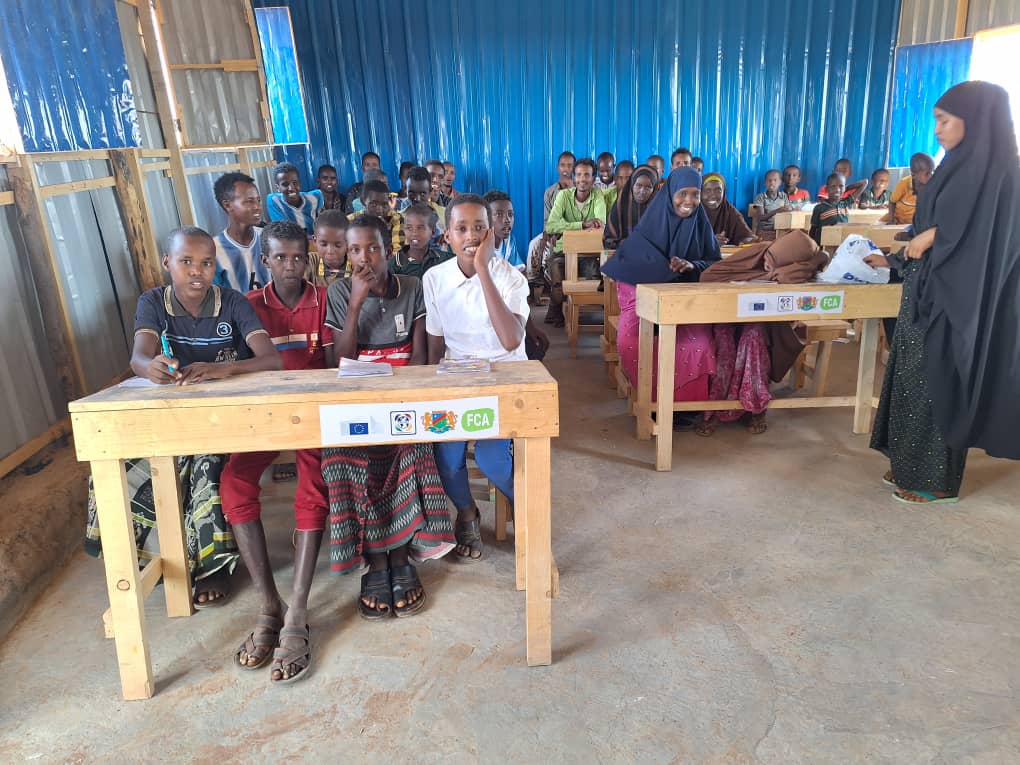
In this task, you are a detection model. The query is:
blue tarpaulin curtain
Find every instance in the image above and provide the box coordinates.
[888,38,973,167]
[0,0,138,152]
[254,6,310,145]
[254,1,903,236]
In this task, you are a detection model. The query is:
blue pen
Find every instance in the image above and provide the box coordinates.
[160,330,176,374]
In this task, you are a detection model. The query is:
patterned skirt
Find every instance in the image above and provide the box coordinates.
[84,455,239,580]
[322,443,455,574]
[706,323,772,421]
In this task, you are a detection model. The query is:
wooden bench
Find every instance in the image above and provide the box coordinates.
[70,363,560,699]
[820,223,909,251]
[600,276,621,386]
[562,279,605,359]
[795,320,852,395]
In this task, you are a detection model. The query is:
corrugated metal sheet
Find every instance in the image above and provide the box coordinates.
[158,0,267,146]
[898,0,957,44]
[184,150,238,234]
[254,7,309,145]
[967,0,1020,34]
[0,169,66,460]
[142,162,182,252]
[116,0,165,150]
[260,0,902,237]
[888,38,973,167]
[0,0,139,152]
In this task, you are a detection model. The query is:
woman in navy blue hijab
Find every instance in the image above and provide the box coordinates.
[602,168,720,420]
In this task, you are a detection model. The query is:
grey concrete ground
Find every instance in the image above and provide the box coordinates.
[1,330,1019,764]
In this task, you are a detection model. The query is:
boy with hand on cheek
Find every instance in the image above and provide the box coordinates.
[424,196,531,561]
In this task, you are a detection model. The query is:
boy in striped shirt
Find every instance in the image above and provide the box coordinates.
[212,172,267,291]
[266,162,323,236]
[809,174,853,244]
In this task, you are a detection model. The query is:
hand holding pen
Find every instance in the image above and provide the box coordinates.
[146,330,182,384]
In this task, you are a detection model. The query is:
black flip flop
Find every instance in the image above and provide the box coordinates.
[358,569,393,620]
[391,564,427,618]
[454,513,484,563]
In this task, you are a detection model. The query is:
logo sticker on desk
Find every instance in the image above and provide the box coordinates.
[320,396,499,445]
[736,290,845,318]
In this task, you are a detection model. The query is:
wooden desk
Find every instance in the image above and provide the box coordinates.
[846,208,888,224]
[820,224,909,250]
[69,363,560,699]
[634,282,902,471]
[561,229,605,281]
[773,210,811,233]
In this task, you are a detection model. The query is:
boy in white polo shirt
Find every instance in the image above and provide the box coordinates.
[423,194,530,561]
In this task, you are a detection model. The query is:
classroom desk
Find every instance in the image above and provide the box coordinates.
[634,282,902,471]
[846,208,888,224]
[773,210,812,233]
[69,363,559,700]
[820,223,909,250]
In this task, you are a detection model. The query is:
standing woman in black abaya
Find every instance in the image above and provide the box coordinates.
[869,81,1020,504]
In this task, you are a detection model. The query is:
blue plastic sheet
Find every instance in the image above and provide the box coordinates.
[888,39,973,167]
[254,7,309,145]
[0,0,138,152]
[260,0,902,236]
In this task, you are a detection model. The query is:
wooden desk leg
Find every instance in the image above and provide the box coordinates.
[853,318,881,434]
[513,444,526,592]
[517,437,552,666]
[566,252,577,283]
[150,456,194,618]
[655,324,677,471]
[90,459,154,700]
[636,317,654,440]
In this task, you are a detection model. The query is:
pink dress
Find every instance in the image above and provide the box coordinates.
[706,324,772,421]
[616,281,715,401]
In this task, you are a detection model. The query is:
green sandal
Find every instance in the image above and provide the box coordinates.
[892,489,959,505]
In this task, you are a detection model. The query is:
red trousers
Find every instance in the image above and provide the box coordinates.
[220,449,327,531]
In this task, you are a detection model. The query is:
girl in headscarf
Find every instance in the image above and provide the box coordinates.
[868,81,1020,504]
[601,168,720,420]
[604,164,659,249]
[702,172,756,246]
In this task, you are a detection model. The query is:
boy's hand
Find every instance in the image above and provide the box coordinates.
[670,257,694,273]
[175,362,230,385]
[526,323,550,353]
[863,254,890,268]
[147,354,180,384]
[782,203,793,212]
[582,219,603,230]
[472,229,494,273]
[349,261,377,306]
[715,233,730,245]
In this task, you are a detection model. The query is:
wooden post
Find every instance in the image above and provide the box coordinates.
[853,318,881,434]
[137,0,195,225]
[149,456,194,617]
[8,161,87,400]
[654,324,677,471]
[517,436,552,666]
[110,148,165,291]
[954,0,969,38]
[238,147,252,177]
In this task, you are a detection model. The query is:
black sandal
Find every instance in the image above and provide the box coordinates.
[358,569,393,620]
[234,613,284,670]
[391,564,427,618]
[270,625,311,685]
[454,513,484,562]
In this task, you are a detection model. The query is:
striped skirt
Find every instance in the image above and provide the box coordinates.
[322,443,455,574]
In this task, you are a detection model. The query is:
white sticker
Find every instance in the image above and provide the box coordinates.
[735,290,846,318]
[394,313,406,335]
[319,395,500,445]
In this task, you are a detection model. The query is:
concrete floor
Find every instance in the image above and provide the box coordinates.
[2,329,1019,764]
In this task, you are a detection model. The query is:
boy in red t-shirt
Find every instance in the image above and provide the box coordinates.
[221,220,332,685]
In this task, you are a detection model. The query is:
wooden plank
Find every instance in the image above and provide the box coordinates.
[636,317,654,440]
[137,0,195,224]
[517,436,552,666]
[560,228,604,254]
[0,191,14,206]
[149,456,193,617]
[513,439,526,591]
[853,318,881,433]
[182,163,243,176]
[820,223,909,249]
[636,282,902,325]
[110,149,165,291]
[168,59,259,72]
[0,419,70,480]
[138,555,164,597]
[8,162,86,400]
[38,177,117,198]
[654,324,677,471]
[954,0,969,37]
[238,147,252,177]
[24,149,112,162]
[667,396,857,411]
[773,210,811,231]
[139,149,171,159]
[90,459,154,700]
[141,161,172,173]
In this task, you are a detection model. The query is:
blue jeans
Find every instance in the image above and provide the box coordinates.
[434,439,514,511]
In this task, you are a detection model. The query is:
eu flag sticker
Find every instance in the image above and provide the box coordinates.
[347,422,369,436]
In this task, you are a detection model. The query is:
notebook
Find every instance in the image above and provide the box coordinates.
[337,357,393,378]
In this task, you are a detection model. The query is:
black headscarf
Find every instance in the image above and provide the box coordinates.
[604,164,658,249]
[913,81,1020,459]
[601,167,721,285]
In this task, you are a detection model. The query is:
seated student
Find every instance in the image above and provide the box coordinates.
[857,168,891,209]
[266,162,323,237]
[691,157,705,175]
[403,165,447,249]
[646,154,667,181]
[809,173,854,243]
[344,151,382,213]
[601,168,719,428]
[604,163,658,249]
[545,158,607,327]
[347,179,404,252]
[702,172,756,245]
[425,159,448,222]
[424,195,530,561]
[388,203,453,278]
[323,216,454,617]
[751,169,792,240]
[782,165,812,209]
[605,159,634,212]
[594,151,615,190]
[670,148,693,171]
[528,151,577,299]
[84,227,282,608]
[395,160,416,210]
[439,161,459,205]
[889,152,934,224]
[316,164,345,212]
[221,221,330,683]
[816,158,867,200]
[349,169,385,213]
[309,209,348,286]
[212,172,267,291]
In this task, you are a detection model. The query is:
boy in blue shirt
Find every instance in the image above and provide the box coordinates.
[266,162,323,236]
[212,172,267,291]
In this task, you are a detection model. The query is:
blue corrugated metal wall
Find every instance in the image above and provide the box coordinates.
[257,0,901,237]
[0,0,138,152]
[255,7,310,145]
[888,39,973,167]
